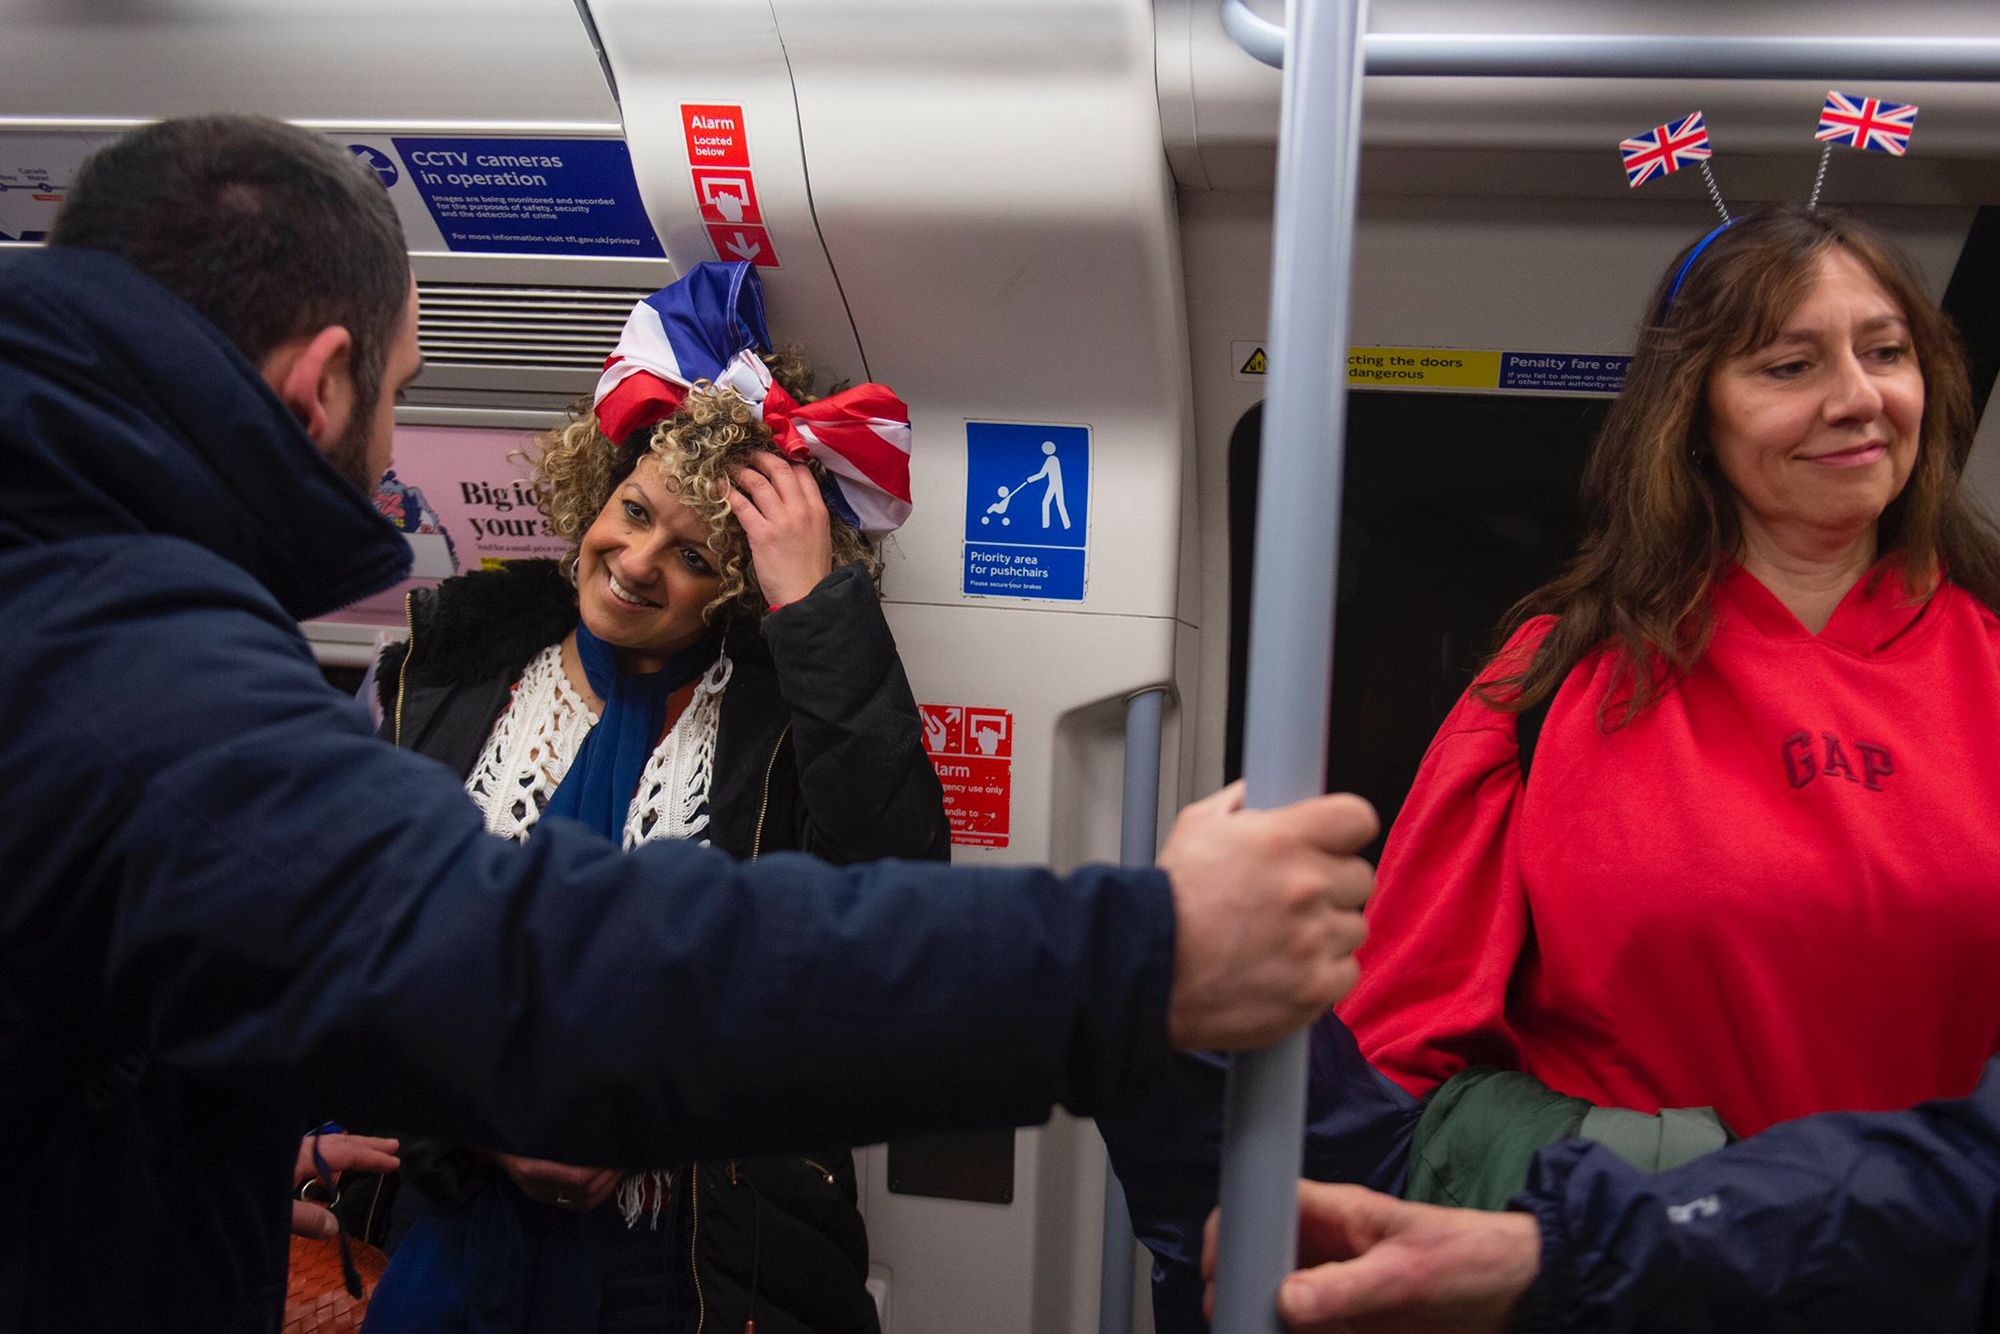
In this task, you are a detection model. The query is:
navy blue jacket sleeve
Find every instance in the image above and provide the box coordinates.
[1513,1058,2000,1333]
[1097,1013,1422,1334]
[13,542,1175,1165]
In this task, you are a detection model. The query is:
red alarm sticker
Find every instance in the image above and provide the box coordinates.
[691,168,761,227]
[681,104,749,168]
[919,704,1012,848]
[704,222,780,268]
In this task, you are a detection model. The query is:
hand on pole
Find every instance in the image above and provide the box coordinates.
[1203,1182,1541,1332]
[1159,782,1376,1049]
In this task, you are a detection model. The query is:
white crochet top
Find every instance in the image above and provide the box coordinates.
[463,642,732,851]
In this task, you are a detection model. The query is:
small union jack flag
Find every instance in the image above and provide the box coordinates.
[1816,91,1918,156]
[1619,112,1712,189]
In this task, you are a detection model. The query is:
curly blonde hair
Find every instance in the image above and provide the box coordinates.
[530,347,880,621]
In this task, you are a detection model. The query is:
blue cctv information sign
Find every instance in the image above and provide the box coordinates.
[390,136,665,258]
[962,422,1090,601]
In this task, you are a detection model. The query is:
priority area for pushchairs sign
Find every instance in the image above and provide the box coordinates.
[961,422,1090,601]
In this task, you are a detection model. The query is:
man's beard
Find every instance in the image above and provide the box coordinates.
[322,393,378,495]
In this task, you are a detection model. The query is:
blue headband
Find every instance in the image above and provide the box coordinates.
[1660,218,1736,318]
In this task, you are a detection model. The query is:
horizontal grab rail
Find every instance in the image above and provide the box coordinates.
[1221,8,2000,81]
[1370,33,2000,80]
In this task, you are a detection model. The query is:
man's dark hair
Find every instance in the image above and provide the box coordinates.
[49,114,410,415]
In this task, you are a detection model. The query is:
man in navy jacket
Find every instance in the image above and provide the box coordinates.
[0,115,1376,1330]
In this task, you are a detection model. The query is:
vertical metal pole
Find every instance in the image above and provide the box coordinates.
[1211,0,1369,1330]
[1099,688,1167,1334]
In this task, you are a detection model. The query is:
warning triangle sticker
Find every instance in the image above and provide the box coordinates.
[1239,347,1268,375]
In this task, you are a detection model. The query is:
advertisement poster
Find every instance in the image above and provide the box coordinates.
[315,424,568,630]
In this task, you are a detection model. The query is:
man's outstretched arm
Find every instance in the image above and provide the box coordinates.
[46,562,1378,1165]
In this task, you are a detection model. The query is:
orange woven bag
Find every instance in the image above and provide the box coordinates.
[283,1233,388,1334]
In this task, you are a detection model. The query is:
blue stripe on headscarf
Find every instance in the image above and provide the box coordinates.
[542,622,722,840]
[639,260,774,383]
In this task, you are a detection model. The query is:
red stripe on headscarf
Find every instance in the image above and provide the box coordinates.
[595,372,689,444]
[762,383,913,502]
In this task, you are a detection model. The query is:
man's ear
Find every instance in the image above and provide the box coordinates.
[260,325,355,449]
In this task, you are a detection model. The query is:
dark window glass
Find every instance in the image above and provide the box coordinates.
[1225,392,1603,856]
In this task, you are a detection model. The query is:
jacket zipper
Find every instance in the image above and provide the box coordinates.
[798,1156,836,1184]
[392,589,416,748]
[748,724,791,861]
[690,1162,706,1334]
[681,712,789,1326]
[710,733,788,1330]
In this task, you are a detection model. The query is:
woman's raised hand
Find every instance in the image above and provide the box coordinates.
[725,451,834,608]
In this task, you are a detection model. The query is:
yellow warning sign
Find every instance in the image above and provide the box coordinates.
[1346,347,1502,389]
[1232,340,1628,393]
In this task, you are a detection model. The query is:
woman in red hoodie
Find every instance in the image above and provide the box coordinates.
[1340,204,2000,1142]
[1101,203,2000,1334]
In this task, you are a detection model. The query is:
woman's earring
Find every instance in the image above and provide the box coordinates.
[563,554,580,587]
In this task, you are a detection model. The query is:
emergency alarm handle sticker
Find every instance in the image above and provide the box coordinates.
[920,703,1012,847]
[692,169,761,226]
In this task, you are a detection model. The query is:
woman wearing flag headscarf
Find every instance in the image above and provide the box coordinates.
[362,262,946,1334]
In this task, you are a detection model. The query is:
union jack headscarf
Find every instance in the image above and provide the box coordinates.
[593,262,913,537]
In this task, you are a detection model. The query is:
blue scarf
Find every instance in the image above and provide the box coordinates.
[542,620,721,839]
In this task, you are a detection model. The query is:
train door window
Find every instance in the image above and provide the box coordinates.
[1224,392,1605,854]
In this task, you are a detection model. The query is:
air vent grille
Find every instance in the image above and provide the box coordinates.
[416,282,647,372]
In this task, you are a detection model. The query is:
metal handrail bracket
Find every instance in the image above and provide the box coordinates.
[1223,0,1286,69]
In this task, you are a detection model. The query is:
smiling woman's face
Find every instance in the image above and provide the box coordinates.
[574,455,724,671]
[1704,247,1925,552]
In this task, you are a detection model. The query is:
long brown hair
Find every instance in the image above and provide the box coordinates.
[1479,205,2000,724]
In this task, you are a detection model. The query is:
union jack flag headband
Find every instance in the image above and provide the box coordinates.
[592,262,914,537]
[1817,91,1919,157]
[1661,218,1736,317]
[1619,111,1711,189]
